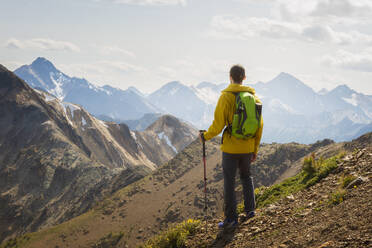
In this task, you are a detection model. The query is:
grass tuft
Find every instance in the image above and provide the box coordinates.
[238,152,343,211]
[138,219,200,248]
[328,189,346,205]
[340,174,356,188]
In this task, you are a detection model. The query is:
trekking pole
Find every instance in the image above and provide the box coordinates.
[199,130,208,233]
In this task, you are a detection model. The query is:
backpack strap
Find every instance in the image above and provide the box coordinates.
[221,92,239,144]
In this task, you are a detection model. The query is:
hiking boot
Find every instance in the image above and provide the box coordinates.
[240,211,255,222]
[218,218,238,229]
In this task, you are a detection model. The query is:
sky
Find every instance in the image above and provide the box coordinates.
[1,0,372,94]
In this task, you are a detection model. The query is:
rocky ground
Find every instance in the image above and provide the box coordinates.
[185,145,372,248]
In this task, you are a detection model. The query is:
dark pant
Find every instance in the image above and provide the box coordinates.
[222,152,255,221]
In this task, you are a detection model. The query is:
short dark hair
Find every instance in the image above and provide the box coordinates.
[230,65,245,83]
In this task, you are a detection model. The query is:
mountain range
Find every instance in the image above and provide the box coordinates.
[0,64,197,241]
[14,57,160,120]
[14,57,372,143]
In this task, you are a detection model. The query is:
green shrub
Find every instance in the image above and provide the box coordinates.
[140,219,200,248]
[340,174,356,188]
[328,189,346,205]
[253,153,342,208]
[305,156,339,188]
[302,155,316,175]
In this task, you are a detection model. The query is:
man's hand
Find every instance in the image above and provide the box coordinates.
[199,132,204,143]
[198,130,206,143]
[251,153,257,163]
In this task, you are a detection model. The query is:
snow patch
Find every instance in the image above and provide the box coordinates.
[192,86,220,105]
[157,132,177,153]
[343,93,358,107]
[88,82,101,93]
[34,89,56,101]
[58,101,81,126]
[82,116,87,126]
[49,72,66,100]
[29,68,47,88]
[98,119,108,128]
[269,98,296,114]
[61,102,80,118]
[131,131,137,140]
[41,120,52,125]
[45,94,56,101]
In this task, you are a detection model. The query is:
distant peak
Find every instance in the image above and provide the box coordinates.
[127,86,144,96]
[318,88,328,95]
[330,84,354,95]
[196,81,215,88]
[335,84,351,90]
[166,81,182,87]
[32,57,50,65]
[275,72,298,81]
[31,57,57,71]
[146,114,181,131]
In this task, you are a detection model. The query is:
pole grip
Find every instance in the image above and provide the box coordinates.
[199,130,206,158]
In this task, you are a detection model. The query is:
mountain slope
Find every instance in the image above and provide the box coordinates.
[184,133,372,248]
[0,65,197,243]
[1,132,353,248]
[14,57,160,120]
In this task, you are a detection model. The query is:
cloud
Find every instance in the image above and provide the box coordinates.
[322,50,372,72]
[5,38,24,49]
[100,0,187,6]
[310,0,372,17]
[100,46,136,58]
[99,60,145,72]
[208,15,361,45]
[58,60,146,86]
[275,0,372,18]
[5,38,80,52]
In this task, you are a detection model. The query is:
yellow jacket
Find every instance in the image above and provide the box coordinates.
[203,83,263,154]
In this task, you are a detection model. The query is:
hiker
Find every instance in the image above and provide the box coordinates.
[199,64,263,228]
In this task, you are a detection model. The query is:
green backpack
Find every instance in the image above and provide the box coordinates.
[230,92,262,139]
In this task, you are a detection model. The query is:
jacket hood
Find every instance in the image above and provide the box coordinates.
[222,83,256,94]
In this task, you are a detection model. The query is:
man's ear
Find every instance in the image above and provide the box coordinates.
[243,76,246,80]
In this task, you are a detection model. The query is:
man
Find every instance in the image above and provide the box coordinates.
[199,64,263,228]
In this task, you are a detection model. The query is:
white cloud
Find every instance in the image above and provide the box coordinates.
[208,15,362,45]
[276,0,372,18]
[58,60,147,87]
[100,46,136,58]
[310,0,372,17]
[5,38,80,52]
[5,38,24,49]
[100,0,187,6]
[155,57,234,85]
[322,50,372,72]
[99,60,145,72]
